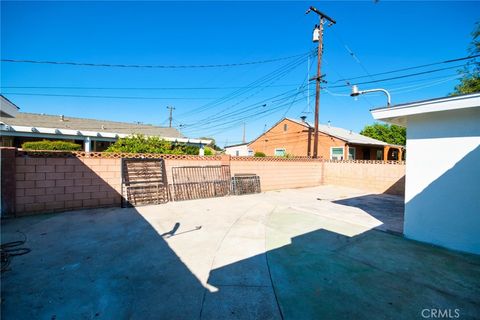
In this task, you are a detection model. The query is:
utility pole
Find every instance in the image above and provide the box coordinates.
[167,106,175,128]
[242,122,246,144]
[306,6,336,158]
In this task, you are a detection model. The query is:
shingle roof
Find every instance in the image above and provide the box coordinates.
[0,112,184,138]
[286,118,389,146]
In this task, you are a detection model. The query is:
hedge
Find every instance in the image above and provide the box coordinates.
[22,140,82,151]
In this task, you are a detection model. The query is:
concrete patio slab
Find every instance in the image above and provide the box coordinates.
[1,185,478,319]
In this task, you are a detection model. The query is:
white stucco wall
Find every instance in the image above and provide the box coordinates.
[404,107,480,254]
[225,145,253,157]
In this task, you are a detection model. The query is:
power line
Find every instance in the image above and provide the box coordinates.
[182,90,312,131]
[177,52,314,118]
[0,84,303,90]
[325,63,469,89]
[0,92,216,100]
[184,94,312,135]
[329,54,479,85]
[181,88,304,129]
[0,52,309,69]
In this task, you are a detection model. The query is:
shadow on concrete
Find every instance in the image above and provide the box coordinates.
[161,222,180,238]
[384,175,405,196]
[333,194,404,234]
[1,207,207,319]
[2,156,206,319]
[405,145,480,254]
[260,228,480,320]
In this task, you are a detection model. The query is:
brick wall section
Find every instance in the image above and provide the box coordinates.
[1,147,16,216]
[323,161,405,196]
[15,157,121,215]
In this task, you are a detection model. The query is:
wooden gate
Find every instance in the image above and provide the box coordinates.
[121,158,169,207]
[171,165,231,201]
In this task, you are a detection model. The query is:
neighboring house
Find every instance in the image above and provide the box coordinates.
[0,96,210,153]
[371,93,480,255]
[224,142,253,156]
[248,117,403,160]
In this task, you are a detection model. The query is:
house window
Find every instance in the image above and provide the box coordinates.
[247,149,254,156]
[283,123,288,132]
[348,147,355,160]
[275,148,286,156]
[376,149,383,160]
[331,147,344,160]
[235,150,240,156]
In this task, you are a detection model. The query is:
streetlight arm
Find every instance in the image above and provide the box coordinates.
[352,87,391,107]
[359,88,391,106]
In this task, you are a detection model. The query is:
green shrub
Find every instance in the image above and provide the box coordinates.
[204,147,214,156]
[254,151,266,157]
[106,134,202,155]
[22,140,82,151]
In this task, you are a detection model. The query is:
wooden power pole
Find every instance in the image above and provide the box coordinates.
[167,106,175,128]
[306,6,336,158]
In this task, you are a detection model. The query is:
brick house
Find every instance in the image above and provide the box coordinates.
[248,118,404,160]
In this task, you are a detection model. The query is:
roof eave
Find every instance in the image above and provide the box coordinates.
[371,93,480,127]
[0,124,210,145]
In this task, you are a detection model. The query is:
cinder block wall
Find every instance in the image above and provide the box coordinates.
[323,161,405,195]
[14,157,122,215]
[1,149,405,216]
[230,158,323,191]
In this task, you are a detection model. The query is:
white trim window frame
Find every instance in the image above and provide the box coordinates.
[330,147,344,160]
[274,148,286,157]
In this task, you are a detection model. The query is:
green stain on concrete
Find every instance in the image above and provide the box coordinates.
[265,209,480,320]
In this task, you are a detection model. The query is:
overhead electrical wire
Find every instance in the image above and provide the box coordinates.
[182,88,312,130]
[0,84,303,90]
[325,63,469,89]
[0,92,217,100]
[283,56,315,117]
[0,52,309,69]
[182,87,310,130]
[328,54,479,85]
[187,62,468,135]
[184,94,314,136]
[177,51,314,118]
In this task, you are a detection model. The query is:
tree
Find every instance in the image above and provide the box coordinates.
[105,134,203,155]
[452,21,480,95]
[199,137,223,151]
[360,123,406,146]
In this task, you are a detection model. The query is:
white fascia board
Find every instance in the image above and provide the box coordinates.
[371,93,480,125]
[166,137,212,145]
[0,98,19,117]
[0,124,125,139]
[347,140,388,146]
[0,124,211,145]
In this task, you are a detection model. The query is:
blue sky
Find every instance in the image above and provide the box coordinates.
[1,1,479,146]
